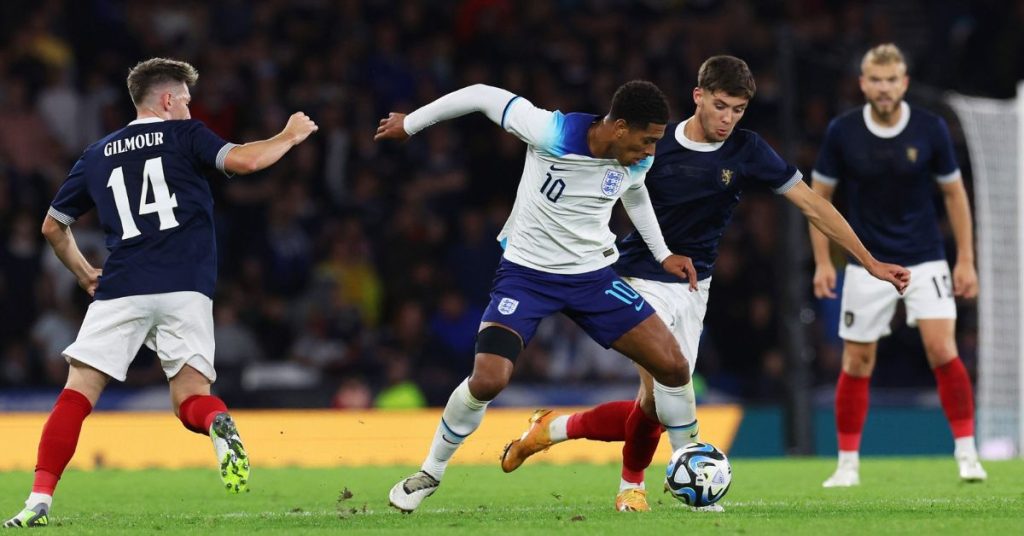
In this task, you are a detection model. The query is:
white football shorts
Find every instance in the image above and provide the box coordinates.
[838,259,957,342]
[62,291,216,382]
[623,276,712,374]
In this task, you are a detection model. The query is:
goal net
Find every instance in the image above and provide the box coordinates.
[947,81,1024,459]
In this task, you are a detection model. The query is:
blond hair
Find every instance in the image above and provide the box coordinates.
[861,44,906,72]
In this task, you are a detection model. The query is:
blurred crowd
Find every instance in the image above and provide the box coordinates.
[1,0,1020,408]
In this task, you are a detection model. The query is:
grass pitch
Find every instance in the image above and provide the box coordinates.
[1,457,1021,534]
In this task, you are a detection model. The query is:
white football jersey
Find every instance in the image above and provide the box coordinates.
[497,97,655,274]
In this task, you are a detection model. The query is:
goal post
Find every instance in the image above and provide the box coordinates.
[946,81,1024,459]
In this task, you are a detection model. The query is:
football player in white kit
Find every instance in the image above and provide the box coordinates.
[498,56,911,512]
[375,81,704,513]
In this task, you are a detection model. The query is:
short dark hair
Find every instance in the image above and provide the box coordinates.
[697,56,756,100]
[126,58,199,106]
[609,80,669,129]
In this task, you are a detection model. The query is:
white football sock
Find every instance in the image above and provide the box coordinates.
[549,415,570,443]
[653,380,699,451]
[954,436,978,458]
[25,492,52,509]
[619,478,645,492]
[837,450,859,467]
[420,378,489,480]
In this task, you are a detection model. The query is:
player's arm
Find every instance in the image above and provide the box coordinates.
[788,180,910,294]
[374,84,520,142]
[807,180,839,298]
[223,112,318,175]
[41,216,101,297]
[620,184,697,290]
[939,177,978,298]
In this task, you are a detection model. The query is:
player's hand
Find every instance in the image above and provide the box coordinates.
[866,260,911,295]
[812,263,838,299]
[78,267,102,298]
[952,259,978,298]
[662,254,698,292]
[374,112,410,142]
[283,112,318,145]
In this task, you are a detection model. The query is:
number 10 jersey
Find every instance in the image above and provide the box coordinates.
[496,97,655,274]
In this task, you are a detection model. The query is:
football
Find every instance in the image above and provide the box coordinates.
[665,442,732,507]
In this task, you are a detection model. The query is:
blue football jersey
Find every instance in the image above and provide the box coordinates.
[812,102,960,266]
[615,120,801,282]
[48,118,235,300]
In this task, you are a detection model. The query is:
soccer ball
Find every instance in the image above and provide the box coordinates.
[664,442,732,507]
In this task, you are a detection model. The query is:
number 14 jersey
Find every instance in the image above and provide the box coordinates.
[48,117,235,300]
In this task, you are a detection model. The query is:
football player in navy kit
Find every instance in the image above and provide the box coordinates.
[4,58,317,528]
[811,44,985,487]
[500,55,910,512]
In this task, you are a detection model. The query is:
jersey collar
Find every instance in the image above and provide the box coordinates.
[675,118,724,152]
[862,101,910,138]
[128,117,166,125]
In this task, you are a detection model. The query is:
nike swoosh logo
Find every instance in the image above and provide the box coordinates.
[634,299,645,312]
[550,164,570,172]
[441,434,459,445]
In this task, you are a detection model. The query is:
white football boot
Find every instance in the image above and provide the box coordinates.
[389,470,440,513]
[823,453,860,488]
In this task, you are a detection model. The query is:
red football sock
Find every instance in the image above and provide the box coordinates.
[835,371,870,451]
[33,389,93,495]
[933,358,975,438]
[621,401,663,485]
[566,400,633,441]
[178,395,228,435]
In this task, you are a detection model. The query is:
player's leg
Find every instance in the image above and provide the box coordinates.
[905,260,984,481]
[610,366,662,512]
[169,365,250,493]
[391,326,518,512]
[823,340,876,488]
[610,311,697,452]
[619,277,707,484]
[500,400,633,473]
[4,361,109,528]
[154,291,249,493]
[568,271,696,453]
[6,296,146,527]
[824,264,897,488]
[391,260,554,513]
[918,318,984,481]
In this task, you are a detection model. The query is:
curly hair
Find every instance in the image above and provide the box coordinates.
[126,58,199,106]
[609,80,670,129]
[697,56,756,100]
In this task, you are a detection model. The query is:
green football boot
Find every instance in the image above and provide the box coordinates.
[210,413,250,494]
[3,503,49,528]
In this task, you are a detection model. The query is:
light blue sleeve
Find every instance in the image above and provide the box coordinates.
[502,98,565,154]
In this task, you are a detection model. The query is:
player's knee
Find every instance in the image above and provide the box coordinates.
[842,346,875,375]
[923,340,957,366]
[653,351,690,387]
[467,370,510,401]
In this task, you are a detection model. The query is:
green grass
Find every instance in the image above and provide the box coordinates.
[1,458,1022,534]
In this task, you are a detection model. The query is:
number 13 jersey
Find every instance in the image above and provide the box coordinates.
[48,117,235,300]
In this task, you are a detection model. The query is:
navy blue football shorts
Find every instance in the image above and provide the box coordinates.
[480,258,656,348]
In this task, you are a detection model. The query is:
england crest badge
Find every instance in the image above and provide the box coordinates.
[497,297,519,315]
[602,169,625,196]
